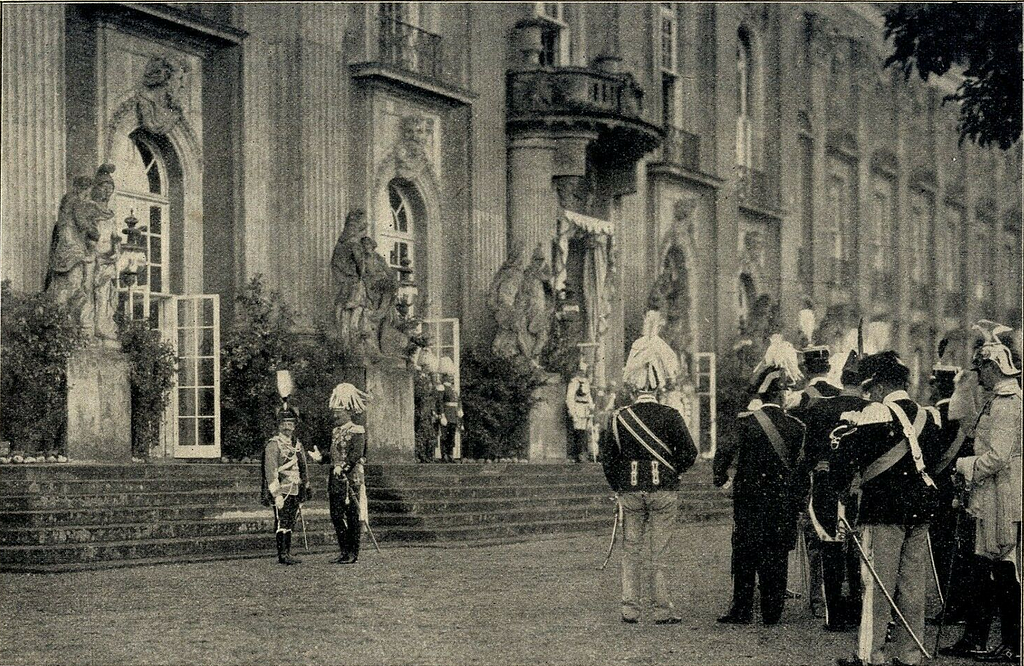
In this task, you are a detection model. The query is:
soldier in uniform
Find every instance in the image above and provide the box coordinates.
[437,357,463,462]
[791,344,844,619]
[599,313,697,624]
[793,351,869,631]
[830,351,943,666]
[714,337,806,626]
[261,407,311,565]
[312,382,371,564]
[566,361,596,463]
[949,323,1021,664]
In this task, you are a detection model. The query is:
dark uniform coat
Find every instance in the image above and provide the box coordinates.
[600,396,697,493]
[828,390,943,526]
[713,403,806,550]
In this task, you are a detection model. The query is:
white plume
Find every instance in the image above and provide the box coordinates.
[329,383,370,414]
[762,334,803,383]
[798,309,816,346]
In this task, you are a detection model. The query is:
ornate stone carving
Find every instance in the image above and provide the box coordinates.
[45,165,122,347]
[488,240,526,359]
[135,55,191,135]
[488,242,554,367]
[647,197,697,372]
[396,115,433,171]
[331,209,402,360]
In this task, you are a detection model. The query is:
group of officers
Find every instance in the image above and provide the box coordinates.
[598,313,1020,666]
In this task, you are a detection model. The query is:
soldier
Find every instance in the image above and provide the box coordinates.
[791,343,843,619]
[261,407,311,566]
[793,351,869,631]
[437,357,463,462]
[830,351,943,666]
[950,323,1021,664]
[566,361,595,463]
[313,382,371,564]
[714,336,806,626]
[600,313,697,624]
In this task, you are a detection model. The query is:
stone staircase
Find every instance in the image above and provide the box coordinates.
[0,461,729,572]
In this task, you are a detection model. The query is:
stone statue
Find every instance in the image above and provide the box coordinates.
[332,210,371,352]
[488,240,526,359]
[45,166,120,346]
[331,210,402,358]
[513,245,555,366]
[89,165,122,346]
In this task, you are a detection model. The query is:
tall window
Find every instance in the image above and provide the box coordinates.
[870,175,895,302]
[659,3,677,74]
[535,2,569,66]
[942,205,964,295]
[736,28,753,167]
[909,191,932,287]
[113,131,173,323]
[826,161,855,291]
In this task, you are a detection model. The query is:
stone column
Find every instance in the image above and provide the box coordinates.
[894,86,911,355]
[853,44,873,317]
[777,7,803,330]
[507,131,558,255]
[807,18,831,310]
[0,4,66,292]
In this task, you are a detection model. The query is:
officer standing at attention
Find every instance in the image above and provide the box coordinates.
[830,351,943,666]
[600,311,697,624]
[261,407,311,566]
[715,335,806,626]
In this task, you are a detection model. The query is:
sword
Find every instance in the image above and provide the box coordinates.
[840,515,932,660]
[933,508,963,654]
[347,478,385,559]
[297,503,309,552]
[925,530,944,608]
[598,497,622,571]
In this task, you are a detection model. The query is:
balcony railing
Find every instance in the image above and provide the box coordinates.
[737,165,780,210]
[662,125,700,172]
[507,67,646,120]
[377,16,442,80]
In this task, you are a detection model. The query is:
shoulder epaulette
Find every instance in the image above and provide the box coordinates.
[841,402,892,425]
[923,405,942,427]
[994,384,1023,398]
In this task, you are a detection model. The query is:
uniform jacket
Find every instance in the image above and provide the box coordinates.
[956,379,1022,560]
[795,377,843,411]
[828,391,942,526]
[441,382,463,427]
[317,421,367,496]
[600,395,697,493]
[713,403,805,549]
[792,393,870,538]
[261,434,310,506]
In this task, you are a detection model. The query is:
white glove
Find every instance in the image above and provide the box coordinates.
[308,447,323,463]
[440,415,448,427]
[333,465,343,477]
[274,495,285,510]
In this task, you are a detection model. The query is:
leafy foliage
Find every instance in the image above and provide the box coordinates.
[0,281,85,452]
[220,276,299,459]
[116,316,176,457]
[883,4,1022,149]
[460,348,545,460]
[289,323,351,458]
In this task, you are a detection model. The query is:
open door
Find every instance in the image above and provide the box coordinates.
[169,295,221,459]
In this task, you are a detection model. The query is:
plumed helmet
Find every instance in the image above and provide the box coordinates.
[800,346,831,374]
[329,383,370,414]
[840,350,861,387]
[858,351,910,389]
[438,356,457,377]
[929,363,959,396]
[971,320,1021,377]
[623,311,679,391]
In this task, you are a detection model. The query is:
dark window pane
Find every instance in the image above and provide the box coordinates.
[135,139,153,169]
[178,419,196,447]
[147,161,161,194]
[150,269,162,293]
[149,233,161,264]
[198,388,215,416]
[179,359,196,388]
[149,206,162,235]
[178,388,196,416]
[199,328,214,357]
[202,299,215,325]
[198,418,216,446]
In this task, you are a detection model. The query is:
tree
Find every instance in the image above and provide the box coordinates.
[883,3,1022,150]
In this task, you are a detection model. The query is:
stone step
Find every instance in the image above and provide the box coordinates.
[0,477,258,495]
[0,504,212,528]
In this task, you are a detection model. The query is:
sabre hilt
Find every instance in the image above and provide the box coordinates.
[829,424,857,450]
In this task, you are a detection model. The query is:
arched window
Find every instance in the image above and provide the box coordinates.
[112,129,176,323]
[736,28,752,167]
[379,178,429,317]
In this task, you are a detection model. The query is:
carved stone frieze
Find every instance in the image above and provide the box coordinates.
[135,55,191,135]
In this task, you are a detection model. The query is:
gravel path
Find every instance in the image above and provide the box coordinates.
[0,523,977,666]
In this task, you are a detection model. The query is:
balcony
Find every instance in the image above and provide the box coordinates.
[660,126,701,172]
[737,165,780,211]
[378,17,441,80]
[506,67,662,159]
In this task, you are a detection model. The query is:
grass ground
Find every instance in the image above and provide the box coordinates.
[0,523,979,666]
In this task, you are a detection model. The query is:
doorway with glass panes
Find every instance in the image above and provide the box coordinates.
[111,128,221,459]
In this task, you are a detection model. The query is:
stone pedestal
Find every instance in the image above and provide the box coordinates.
[66,346,131,462]
[343,360,415,462]
[527,379,569,462]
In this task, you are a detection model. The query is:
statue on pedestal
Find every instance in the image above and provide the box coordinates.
[513,245,555,367]
[45,164,121,347]
[488,240,526,359]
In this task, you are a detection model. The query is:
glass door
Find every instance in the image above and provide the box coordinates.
[171,295,221,458]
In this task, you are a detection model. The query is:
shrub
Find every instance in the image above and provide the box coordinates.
[289,323,351,457]
[220,276,298,459]
[116,316,176,458]
[0,280,84,453]
[460,348,545,460]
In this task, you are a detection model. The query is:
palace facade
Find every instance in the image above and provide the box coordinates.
[3,3,1021,458]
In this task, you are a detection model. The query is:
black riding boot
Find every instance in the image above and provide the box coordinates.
[284,531,302,564]
[276,531,291,565]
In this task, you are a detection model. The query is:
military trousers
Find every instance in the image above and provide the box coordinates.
[856,523,929,666]
[329,488,362,558]
[273,494,300,533]
[619,490,679,620]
